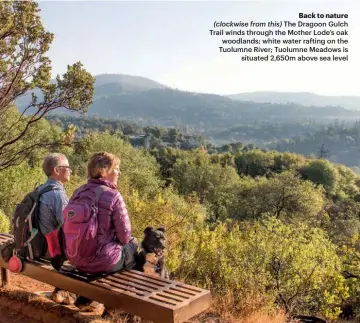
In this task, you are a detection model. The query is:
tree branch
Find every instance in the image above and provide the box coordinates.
[343,270,360,279]
[271,257,290,313]
[0,44,29,108]
[0,140,69,170]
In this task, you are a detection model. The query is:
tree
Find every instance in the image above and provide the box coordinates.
[234,171,325,222]
[318,144,330,158]
[0,0,95,170]
[299,159,339,196]
[171,151,241,221]
[235,149,275,177]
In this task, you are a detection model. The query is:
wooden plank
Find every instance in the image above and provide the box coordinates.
[174,283,205,293]
[150,293,180,306]
[173,291,212,323]
[159,289,191,300]
[0,234,12,289]
[1,268,10,287]
[100,276,154,293]
[156,292,186,303]
[0,233,12,240]
[111,275,170,291]
[118,271,169,288]
[0,233,212,323]
[95,279,151,296]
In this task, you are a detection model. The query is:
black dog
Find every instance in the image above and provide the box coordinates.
[133,226,169,279]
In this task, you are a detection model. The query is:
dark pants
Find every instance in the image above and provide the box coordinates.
[109,239,139,273]
[76,240,139,307]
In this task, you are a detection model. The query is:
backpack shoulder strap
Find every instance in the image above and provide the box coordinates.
[37,184,61,196]
[94,185,112,204]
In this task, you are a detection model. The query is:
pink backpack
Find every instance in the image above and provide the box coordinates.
[62,185,111,265]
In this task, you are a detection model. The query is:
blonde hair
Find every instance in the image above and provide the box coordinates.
[87,152,120,179]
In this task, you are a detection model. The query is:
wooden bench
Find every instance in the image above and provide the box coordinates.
[0,233,211,323]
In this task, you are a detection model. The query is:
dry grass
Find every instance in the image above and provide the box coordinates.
[217,311,296,323]
[187,309,297,323]
[234,312,294,323]
[187,293,298,323]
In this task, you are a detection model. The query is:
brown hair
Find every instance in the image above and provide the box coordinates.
[87,152,120,179]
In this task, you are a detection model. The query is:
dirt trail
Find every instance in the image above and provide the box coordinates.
[0,306,41,323]
[0,273,105,323]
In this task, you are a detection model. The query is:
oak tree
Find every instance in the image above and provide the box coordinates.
[0,0,94,169]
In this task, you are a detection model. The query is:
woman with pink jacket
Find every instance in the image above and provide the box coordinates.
[62,151,138,312]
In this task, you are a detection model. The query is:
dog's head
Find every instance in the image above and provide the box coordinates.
[141,226,166,257]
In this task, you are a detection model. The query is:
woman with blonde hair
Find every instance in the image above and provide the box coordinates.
[62,152,138,311]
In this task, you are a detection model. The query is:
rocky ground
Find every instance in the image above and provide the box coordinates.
[0,273,224,323]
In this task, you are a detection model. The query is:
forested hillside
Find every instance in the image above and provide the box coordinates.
[272,120,360,168]
[228,91,360,111]
[16,74,360,138]
[46,114,360,171]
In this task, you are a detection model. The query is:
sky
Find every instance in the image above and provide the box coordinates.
[37,0,359,97]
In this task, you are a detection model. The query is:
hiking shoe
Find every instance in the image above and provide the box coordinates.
[50,288,65,304]
[50,288,76,305]
[75,296,105,314]
[77,301,105,314]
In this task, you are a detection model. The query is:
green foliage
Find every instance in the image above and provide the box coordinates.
[210,152,236,168]
[0,106,66,169]
[0,0,54,102]
[171,151,240,221]
[0,163,46,218]
[47,115,206,151]
[273,152,306,172]
[233,171,325,222]
[300,159,339,195]
[299,159,360,199]
[235,150,276,177]
[0,209,10,233]
[336,164,360,199]
[234,150,307,178]
[320,199,360,305]
[178,217,348,319]
[72,132,162,197]
[149,147,187,186]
